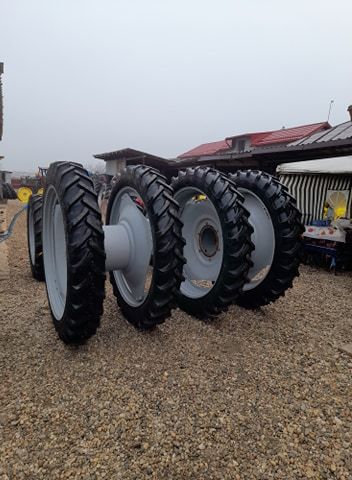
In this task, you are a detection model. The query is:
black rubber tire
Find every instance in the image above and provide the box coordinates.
[27,194,45,281]
[229,170,304,309]
[171,166,254,319]
[1,182,9,199]
[106,165,185,329]
[103,180,113,201]
[10,184,17,199]
[2,182,17,200]
[92,176,103,194]
[43,162,106,344]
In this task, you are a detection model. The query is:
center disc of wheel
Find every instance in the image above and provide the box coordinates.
[174,186,223,299]
[108,187,153,307]
[198,224,219,258]
[238,187,276,291]
[42,185,68,321]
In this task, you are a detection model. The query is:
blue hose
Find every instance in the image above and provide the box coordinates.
[0,205,28,243]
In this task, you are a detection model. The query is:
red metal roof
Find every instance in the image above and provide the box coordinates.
[178,122,330,158]
[179,140,230,159]
[251,122,330,146]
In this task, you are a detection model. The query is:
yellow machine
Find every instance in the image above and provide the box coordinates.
[17,186,33,204]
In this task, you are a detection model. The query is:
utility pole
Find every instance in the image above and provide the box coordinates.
[327,100,334,123]
[0,61,10,280]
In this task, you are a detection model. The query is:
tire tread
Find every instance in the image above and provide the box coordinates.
[107,165,185,329]
[229,169,304,308]
[44,162,105,344]
[171,166,254,318]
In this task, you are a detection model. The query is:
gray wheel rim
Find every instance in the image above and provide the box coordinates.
[109,187,153,307]
[174,187,223,299]
[42,186,68,320]
[239,188,275,291]
[28,203,36,265]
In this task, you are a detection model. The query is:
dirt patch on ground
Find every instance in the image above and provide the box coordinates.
[1,200,352,479]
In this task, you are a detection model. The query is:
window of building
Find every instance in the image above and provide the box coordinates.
[238,139,246,153]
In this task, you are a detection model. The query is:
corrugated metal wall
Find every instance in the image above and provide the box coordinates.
[279,173,352,224]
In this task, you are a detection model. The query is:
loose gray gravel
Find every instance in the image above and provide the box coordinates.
[1,200,352,479]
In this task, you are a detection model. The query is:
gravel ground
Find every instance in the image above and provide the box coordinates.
[1,200,352,480]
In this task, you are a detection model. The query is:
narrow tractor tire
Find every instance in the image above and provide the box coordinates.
[43,162,106,344]
[92,177,103,194]
[2,182,17,200]
[171,167,254,319]
[229,170,304,309]
[10,184,18,199]
[106,165,185,329]
[27,194,45,281]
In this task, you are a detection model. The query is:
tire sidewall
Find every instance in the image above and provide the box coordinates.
[42,181,70,332]
[106,170,159,325]
[177,183,229,307]
[42,162,105,343]
[172,167,253,317]
[231,171,302,307]
[27,194,44,281]
[237,180,283,282]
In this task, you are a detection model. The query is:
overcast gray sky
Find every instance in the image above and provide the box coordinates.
[1,0,352,172]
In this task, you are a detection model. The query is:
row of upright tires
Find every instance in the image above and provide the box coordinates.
[27,162,303,344]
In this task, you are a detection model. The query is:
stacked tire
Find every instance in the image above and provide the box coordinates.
[229,170,304,308]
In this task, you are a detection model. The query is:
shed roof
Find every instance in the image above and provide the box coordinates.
[289,121,352,146]
[93,148,167,162]
[252,122,330,146]
[178,122,330,159]
[277,155,352,175]
[178,140,229,159]
[253,121,352,161]
[93,147,171,171]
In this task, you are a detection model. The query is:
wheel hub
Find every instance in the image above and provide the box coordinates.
[198,224,219,258]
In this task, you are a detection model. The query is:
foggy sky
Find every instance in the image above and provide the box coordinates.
[1,0,352,172]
